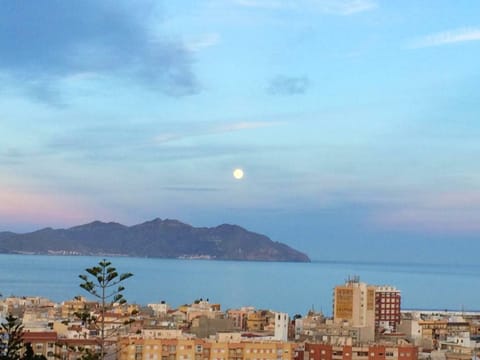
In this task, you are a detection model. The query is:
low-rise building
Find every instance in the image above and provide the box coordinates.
[117,336,297,360]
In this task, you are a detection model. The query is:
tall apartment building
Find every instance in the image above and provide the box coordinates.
[333,277,401,336]
[374,286,401,334]
[333,276,376,328]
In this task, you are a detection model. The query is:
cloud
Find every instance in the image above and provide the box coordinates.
[234,0,290,8]
[185,33,221,52]
[267,75,310,95]
[154,121,283,144]
[0,1,199,101]
[215,121,283,132]
[0,188,98,225]
[0,148,53,166]
[372,191,480,233]
[408,27,480,48]
[234,0,377,15]
[162,186,222,192]
[47,120,285,162]
[331,0,377,15]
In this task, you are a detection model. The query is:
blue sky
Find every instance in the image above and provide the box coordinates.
[1,0,480,262]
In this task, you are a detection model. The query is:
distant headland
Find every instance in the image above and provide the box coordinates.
[0,218,310,262]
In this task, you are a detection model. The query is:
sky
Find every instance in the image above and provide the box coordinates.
[1,0,480,263]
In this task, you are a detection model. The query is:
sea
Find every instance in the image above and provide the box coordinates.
[1,254,479,316]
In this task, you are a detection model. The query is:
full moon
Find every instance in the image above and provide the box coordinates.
[233,168,244,180]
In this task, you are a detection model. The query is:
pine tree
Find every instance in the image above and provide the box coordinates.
[78,259,133,360]
[0,315,24,360]
[22,343,46,360]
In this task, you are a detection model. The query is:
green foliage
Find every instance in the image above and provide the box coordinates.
[78,348,101,360]
[0,318,48,360]
[22,343,47,360]
[79,259,132,304]
[78,259,133,360]
[0,315,24,360]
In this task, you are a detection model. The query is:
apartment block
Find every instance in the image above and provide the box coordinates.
[301,343,417,360]
[22,331,58,360]
[374,287,401,334]
[333,278,401,337]
[116,336,297,360]
[333,277,376,329]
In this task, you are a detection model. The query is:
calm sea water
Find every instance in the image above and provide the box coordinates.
[1,254,479,315]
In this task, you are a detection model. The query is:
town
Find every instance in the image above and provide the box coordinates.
[1,276,479,360]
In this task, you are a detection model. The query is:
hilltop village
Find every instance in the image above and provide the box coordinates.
[1,277,479,360]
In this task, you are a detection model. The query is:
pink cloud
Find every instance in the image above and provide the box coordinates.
[0,189,111,229]
[372,191,480,233]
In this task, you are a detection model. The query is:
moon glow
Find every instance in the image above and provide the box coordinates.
[233,168,244,180]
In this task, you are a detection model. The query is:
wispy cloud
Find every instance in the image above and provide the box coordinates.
[0,189,97,225]
[154,121,283,144]
[162,186,222,192]
[234,0,377,15]
[0,1,199,102]
[215,121,282,132]
[47,120,285,162]
[0,148,26,165]
[408,27,480,48]
[372,191,480,233]
[185,33,221,52]
[267,75,310,95]
[234,0,290,9]
[332,0,377,15]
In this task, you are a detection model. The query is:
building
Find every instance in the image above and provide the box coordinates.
[22,331,58,360]
[189,316,235,338]
[333,277,401,338]
[274,313,289,341]
[227,307,255,331]
[246,311,273,332]
[300,343,418,360]
[439,333,480,360]
[148,302,171,317]
[333,276,376,329]
[374,286,401,334]
[116,336,297,360]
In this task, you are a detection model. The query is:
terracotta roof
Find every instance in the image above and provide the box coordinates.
[23,331,58,341]
[57,338,100,346]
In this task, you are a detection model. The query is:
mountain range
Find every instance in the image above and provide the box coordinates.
[0,218,310,262]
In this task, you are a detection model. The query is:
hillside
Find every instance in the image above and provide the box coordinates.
[0,218,310,262]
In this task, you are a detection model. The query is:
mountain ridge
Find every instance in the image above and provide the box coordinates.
[0,219,310,262]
